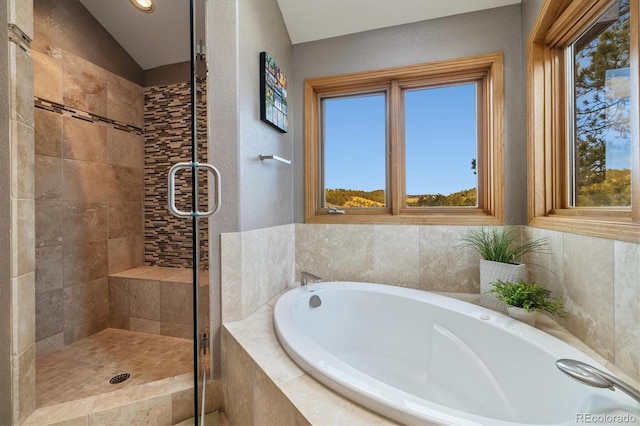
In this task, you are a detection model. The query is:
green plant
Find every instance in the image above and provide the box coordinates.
[460,226,549,264]
[488,280,566,316]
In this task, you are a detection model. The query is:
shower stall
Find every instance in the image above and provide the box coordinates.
[30,0,218,423]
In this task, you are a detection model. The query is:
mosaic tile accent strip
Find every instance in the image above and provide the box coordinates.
[34,97,142,135]
[144,79,209,269]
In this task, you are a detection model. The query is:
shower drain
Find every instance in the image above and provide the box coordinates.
[109,373,131,384]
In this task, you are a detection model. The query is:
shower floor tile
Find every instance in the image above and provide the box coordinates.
[36,328,193,408]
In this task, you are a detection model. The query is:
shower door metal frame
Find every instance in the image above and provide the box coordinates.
[167,0,219,422]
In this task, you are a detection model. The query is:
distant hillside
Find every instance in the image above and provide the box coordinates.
[325,187,477,208]
[325,189,385,208]
[325,169,631,209]
[576,168,630,206]
[407,187,476,207]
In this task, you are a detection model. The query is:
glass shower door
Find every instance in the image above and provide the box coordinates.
[167,0,219,422]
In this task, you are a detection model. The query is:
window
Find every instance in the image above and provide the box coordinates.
[304,53,504,224]
[404,83,478,208]
[528,0,640,242]
[322,93,388,209]
[570,0,631,207]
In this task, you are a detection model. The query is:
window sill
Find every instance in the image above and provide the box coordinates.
[306,211,500,226]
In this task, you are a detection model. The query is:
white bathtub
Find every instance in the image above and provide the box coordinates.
[274,282,640,425]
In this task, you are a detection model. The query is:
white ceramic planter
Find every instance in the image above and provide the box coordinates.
[507,306,538,326]
[479,259,527,312]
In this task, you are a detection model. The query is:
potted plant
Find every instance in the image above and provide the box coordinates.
[460,226,549,311]
[487,280,566,326]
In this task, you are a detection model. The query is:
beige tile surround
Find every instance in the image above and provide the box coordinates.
[8,0,36,422]
[222,290,391,425]
[221,224,480,324]
[221,225,296,323]
[526,227,640,383]
[221,223,640,424]
[223,287,639,425]
[293,224,640,384]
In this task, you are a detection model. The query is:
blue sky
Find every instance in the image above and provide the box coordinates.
[323,84,477,195]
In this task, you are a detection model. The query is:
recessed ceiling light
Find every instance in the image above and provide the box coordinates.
[130,0,154,13]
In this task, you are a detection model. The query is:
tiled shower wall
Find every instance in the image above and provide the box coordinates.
[6,0,36,422]
[143,77,209,269]
[33,49,208,358]
[33,48,145,357]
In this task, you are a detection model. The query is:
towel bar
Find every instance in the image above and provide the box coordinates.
[259,154,291,165]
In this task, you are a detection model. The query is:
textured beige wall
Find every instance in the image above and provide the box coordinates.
[208,0,294,377]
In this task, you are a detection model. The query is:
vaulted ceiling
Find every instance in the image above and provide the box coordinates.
[79,0,520,70]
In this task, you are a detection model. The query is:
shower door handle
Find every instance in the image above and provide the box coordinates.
[196,163,221,217]
[168,161,221,218]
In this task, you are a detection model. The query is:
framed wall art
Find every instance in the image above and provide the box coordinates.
[260,51,288,133]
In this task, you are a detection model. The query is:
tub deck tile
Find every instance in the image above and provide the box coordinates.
[223,286,396,425]
[224,288,640,426]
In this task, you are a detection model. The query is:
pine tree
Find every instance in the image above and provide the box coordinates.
[574,0,630,205]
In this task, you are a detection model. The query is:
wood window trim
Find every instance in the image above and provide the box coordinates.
[304,52,505,225]
[527,0,640,243]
